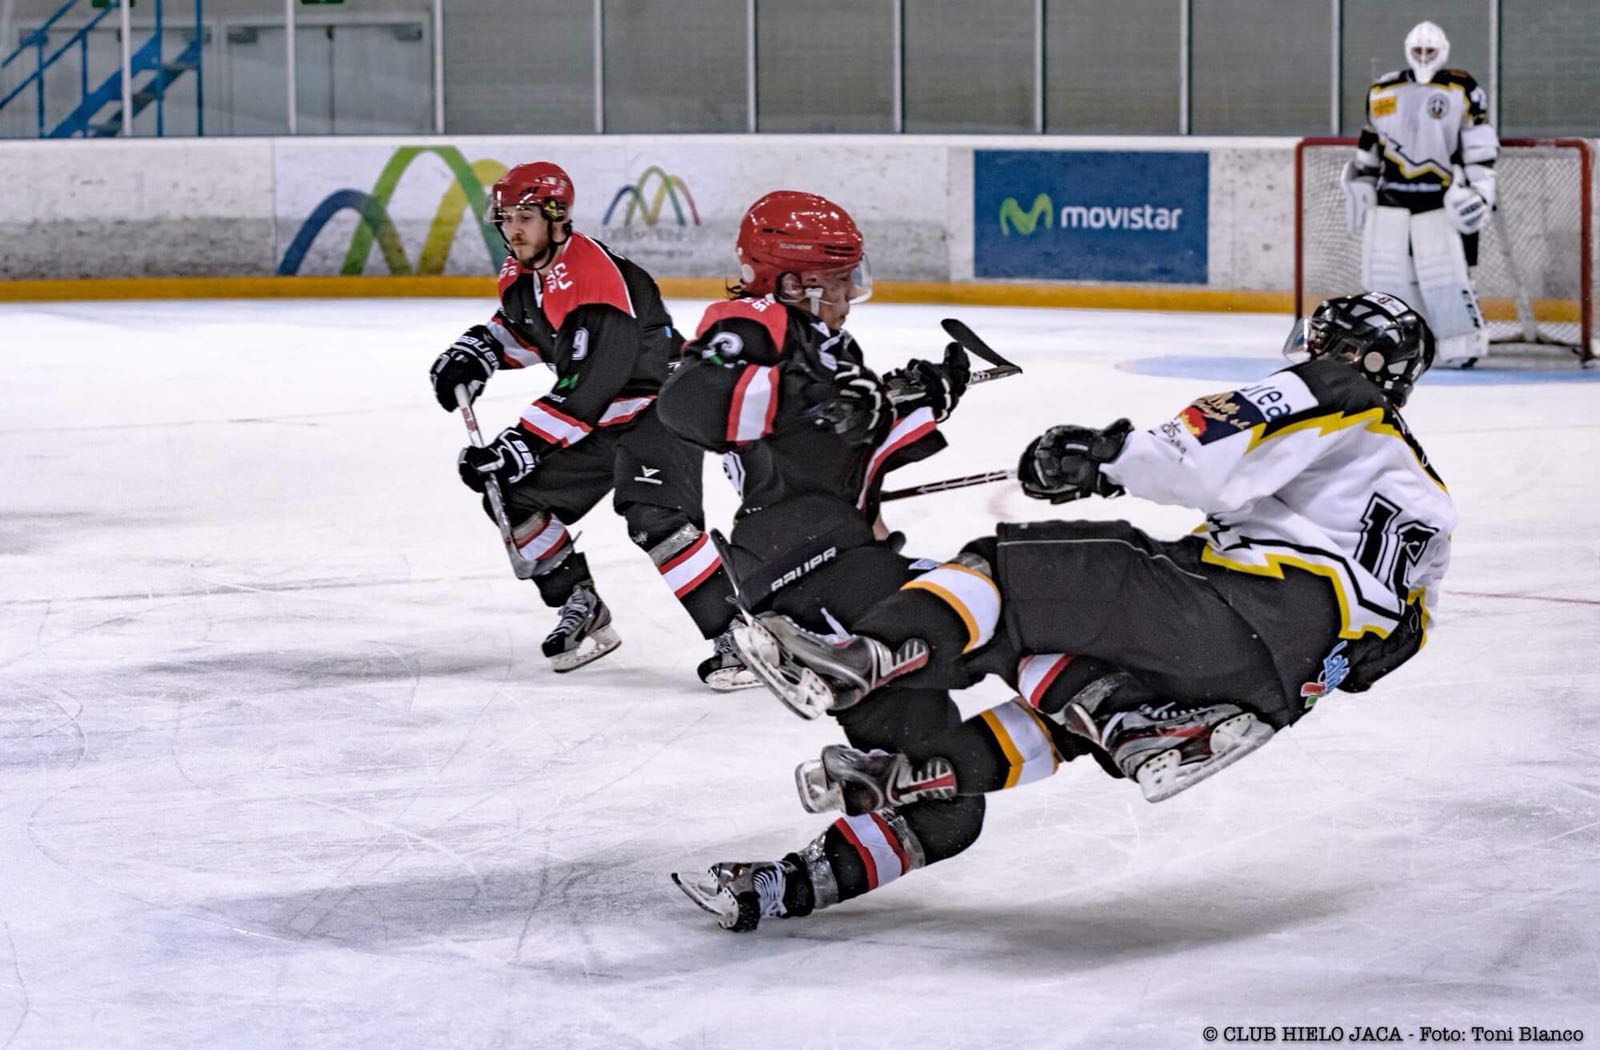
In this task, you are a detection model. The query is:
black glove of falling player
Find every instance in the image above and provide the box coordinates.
[884,342,971,422]
[430,325,501,411]
[458,426,541,493]
[1018,418,1134,503]
[815,361,890,446]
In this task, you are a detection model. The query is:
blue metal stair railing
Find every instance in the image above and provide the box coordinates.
[0,0,204,138]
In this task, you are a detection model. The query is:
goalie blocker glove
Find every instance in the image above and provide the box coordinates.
[458,426,540,492]
[883,342,971,422]
[1443,178,1490,235]
[1018,418,1134,503]
[430,325,501,410]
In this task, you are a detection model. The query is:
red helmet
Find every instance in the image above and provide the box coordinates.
[487,161,575,223]
[735,191,866,297]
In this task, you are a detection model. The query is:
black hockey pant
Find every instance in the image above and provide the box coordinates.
[491,410,735,640]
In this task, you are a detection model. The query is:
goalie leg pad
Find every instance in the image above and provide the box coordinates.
[1361,205,1421,309]
[1410,208,1488,364]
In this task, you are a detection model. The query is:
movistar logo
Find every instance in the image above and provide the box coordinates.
[999,194,1053,236]
[1000,193,1185,236]
[602,165,700,227]
[278,146,509,276]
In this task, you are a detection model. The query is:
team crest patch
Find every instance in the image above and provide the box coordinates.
[1300,641,1351,708]
[1427,94,1448,118]
[1177,392,1265,444]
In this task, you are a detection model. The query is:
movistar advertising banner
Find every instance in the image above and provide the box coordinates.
[974,150,1208,283]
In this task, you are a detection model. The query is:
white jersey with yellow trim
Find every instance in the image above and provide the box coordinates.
[1353,67,1497,209]
[1104,358,1456,638]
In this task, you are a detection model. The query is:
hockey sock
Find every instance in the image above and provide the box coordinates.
[637,522,736,638]
[532,550,594,608]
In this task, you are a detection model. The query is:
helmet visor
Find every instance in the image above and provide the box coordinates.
[847,255,873,304]
[1282,317,1316,363]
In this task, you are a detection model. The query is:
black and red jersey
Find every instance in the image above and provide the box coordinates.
[656,297,946,597]
[482,233,682,450]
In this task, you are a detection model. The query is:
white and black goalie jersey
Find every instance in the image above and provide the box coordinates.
[1107,358,1456,640]
[1354,67,1497,211]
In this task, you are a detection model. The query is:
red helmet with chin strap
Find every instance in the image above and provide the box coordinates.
[735,190,865,297]
[487,161,575,223]
[487,161,575,268]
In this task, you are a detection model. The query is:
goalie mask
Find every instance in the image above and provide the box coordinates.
[1283,292,1436,407]
[487,161,575,268]
[1404,21,1449,84]
[734,190,872,308]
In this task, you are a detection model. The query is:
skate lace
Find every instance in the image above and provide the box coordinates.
[752,865,787,918]
[553,589,595,637]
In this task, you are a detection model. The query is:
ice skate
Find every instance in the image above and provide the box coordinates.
[794,744,956,815]
[730,613,929,720]
[1062,700,1274,803]
[670,860,794,932]
[696,628,762,692]
[541,583,620,672]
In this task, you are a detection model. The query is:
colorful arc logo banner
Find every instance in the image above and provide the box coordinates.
[278,150,700,277]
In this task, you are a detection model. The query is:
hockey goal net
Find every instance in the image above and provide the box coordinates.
[1295,137,1596,364]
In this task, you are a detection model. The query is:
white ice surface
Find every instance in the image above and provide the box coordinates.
[2,299,1597,1049]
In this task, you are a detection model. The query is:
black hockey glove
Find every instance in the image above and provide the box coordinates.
[430,325,501,411]
[884,342,971,422]
[816,361,890,446]
[1018,418,1134,503]
[1338,599,1426,693]
[457,426,540,493]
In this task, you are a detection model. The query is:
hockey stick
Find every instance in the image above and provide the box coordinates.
[880,469,1014,503]
[456,386,539,580]
[884,318,1024,407]
[941,318,1023,378]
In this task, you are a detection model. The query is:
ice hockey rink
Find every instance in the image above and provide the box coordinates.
[2,297,1597,1049]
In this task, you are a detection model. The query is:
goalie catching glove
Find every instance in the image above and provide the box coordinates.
[883,342,971,422]
[458,426,540,492]
[1018,418,1133,503]
[430,325,501,410]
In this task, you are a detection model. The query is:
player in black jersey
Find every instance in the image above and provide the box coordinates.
[427,162,749,687]
[660,191,1104,932]
[742,292,1453,828]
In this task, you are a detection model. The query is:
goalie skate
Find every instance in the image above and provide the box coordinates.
[730,613,929,720]
[670,861,789,933]
[541,583,620,672]
[794,744,957,815]
[1063,700,1273,803]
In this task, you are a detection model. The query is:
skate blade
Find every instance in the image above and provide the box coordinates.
[549,625,622,673]
[794,758,844,814]
[729,622,833,720]
[1135,713,1274,803]
[702,665,764,693]
[669,872,748,931]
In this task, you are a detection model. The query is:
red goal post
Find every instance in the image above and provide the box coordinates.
[1294,137,1595,363]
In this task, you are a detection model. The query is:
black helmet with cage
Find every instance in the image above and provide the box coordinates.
[1284,292,1436,407]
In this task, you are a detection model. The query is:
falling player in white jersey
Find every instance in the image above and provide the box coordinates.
[1341,21,1498,368]
[696,293,1456,933]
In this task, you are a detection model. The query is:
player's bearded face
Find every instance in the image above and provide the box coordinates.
[503,206,554,267]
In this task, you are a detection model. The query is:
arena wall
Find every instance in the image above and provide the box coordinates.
[0,134,1593,316]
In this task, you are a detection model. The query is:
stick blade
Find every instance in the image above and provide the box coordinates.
[940,318,1020,371]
